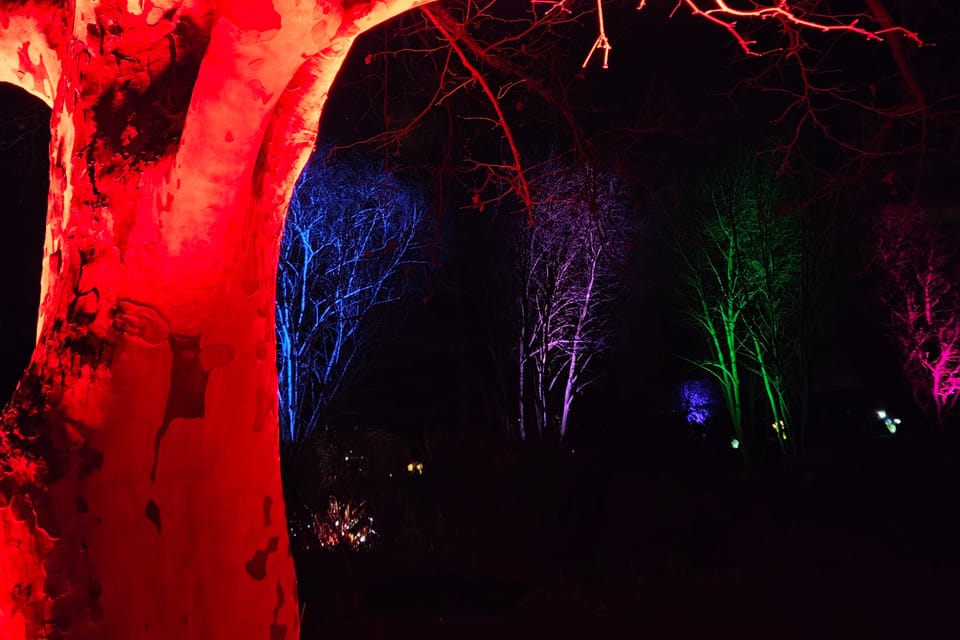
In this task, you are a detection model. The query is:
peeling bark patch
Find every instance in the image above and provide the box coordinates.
[250,143,269,203]
[270,578,286,639]
[157,191,174,212]
[33,491,61,538]
[9,494,35,524]
[244,536,279,581]
[241,242,260,295]
[248,79,274,104]
[69,289,100,324]
[90,16,208,164]
[17,40,52,98]
[220,0,281,32]
[252,383,271,433]
[44,572,69,599]
[150,333,207,482]
[263,495,272,527]
[199,343,235,371]
[111,298,171,344]
[78,444,104,479]
[63,331,109,372]
[145,499,161,533]
[311,20,333,47]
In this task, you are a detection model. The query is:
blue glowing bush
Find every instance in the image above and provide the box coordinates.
[677,378,720,427]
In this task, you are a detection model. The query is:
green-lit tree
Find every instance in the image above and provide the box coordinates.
[678,158,802,458]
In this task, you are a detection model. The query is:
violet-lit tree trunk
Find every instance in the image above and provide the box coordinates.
[514,163,631,441]
[0,1,427,638]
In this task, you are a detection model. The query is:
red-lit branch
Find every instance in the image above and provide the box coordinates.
[650,0,922,55]
[422,5,535,221]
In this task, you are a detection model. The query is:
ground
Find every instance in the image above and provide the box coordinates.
[288,423,960,638]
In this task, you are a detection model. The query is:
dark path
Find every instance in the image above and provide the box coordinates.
[294,435,960,638]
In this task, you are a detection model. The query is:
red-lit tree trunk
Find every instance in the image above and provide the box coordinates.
[0,1,426,638]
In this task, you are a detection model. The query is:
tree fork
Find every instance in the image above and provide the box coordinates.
[0,1,429,638]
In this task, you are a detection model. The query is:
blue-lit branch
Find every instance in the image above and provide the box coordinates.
[277,151,426,444]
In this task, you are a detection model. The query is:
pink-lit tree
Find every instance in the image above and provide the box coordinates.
[875,203,960,427]
[0,1,919,638]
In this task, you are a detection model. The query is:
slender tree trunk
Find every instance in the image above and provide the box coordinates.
[518,333,527,440]
[752,333,787,455]
[725,320,746,464]
[0,1,427,638]
[559,248,599,440]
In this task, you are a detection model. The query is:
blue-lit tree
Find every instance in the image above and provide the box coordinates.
[277,150,426,445]
[514,162,633,440]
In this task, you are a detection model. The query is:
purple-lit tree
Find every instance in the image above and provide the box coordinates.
[514,163,632,440]
[874,203,960,427]
[277,150,426,445]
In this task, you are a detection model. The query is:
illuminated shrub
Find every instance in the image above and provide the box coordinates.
[308,497,376,551]
[677,378,720,427]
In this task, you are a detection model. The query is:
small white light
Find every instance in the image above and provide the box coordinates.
[877,410,887,419]
[730,438,740,449]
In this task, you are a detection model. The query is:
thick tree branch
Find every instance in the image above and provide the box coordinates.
[256,47,353,222]
[863,0,925,110]
[422,5,534,222]
[425,4,591,159]
[0,0,65,105]
[169,0,434,255]
[257,0,438,222]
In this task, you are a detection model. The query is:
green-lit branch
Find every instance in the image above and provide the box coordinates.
[678,156,802,460]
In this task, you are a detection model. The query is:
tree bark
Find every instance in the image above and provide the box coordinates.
[0,1,427,638]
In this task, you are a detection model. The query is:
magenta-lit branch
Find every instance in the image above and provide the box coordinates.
[875,204,960,427]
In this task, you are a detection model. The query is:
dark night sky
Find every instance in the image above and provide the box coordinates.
[0,85,48,400]
[1,1,958,438]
